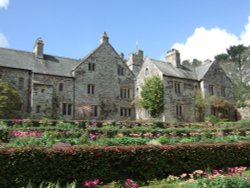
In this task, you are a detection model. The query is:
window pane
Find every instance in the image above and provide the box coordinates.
[94,106,98,117]
[68,104,72,115]
[63,103,67,115]
[18,77,24,90]
[59,83,63,91]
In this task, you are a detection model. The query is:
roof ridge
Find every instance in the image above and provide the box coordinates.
[0,46,79,62]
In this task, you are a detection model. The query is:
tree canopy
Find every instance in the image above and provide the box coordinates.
[140,76,164,117]
[0,81,20,118]
[214,44,250,107]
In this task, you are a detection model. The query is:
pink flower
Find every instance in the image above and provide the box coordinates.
[131,183,139,188]
[84,181,92,187]
[92,179,99,186]
[125,179,133,186]
[83,179,99,187]
[89,133,97,140]
[102,185,109,188]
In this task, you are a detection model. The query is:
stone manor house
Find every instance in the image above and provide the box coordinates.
[0,33,235,121]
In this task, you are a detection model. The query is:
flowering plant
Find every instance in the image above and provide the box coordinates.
[11,130,41,138]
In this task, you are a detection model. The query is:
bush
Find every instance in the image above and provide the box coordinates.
[1,142,250,187]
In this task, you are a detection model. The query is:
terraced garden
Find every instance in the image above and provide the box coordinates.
[1,119,250,187]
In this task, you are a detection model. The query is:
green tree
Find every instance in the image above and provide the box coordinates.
[0,81,20,118]
[215,45,250,107]
[140,76,164,117]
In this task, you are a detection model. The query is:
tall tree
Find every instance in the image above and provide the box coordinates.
[0,81,20,118]
[215,44,250,107]
[140,76,164,117]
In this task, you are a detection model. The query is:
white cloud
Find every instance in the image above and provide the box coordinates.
[0,0,9,9]
[171,16,250,61]
[0,33,9,47]
[241,16,250,46]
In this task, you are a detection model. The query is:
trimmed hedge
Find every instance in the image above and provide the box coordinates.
[1,142,250,187]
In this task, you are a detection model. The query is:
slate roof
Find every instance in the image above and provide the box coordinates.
[146,57,213,81]
[0,46,213,80]
[0,47,80,77]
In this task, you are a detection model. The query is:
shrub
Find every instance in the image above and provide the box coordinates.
[1,142,250,187]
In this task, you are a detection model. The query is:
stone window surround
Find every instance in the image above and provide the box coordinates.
[221,86,226,97]
[59,83,63,91]
[120,107,132,117]
[63,103,72,116]
[174,81,181,94]
[18,77,24,90]
[87,84,95,94]
[176,104,182,116]
[90,105,98,117]
[209,85,214,95]
[88,63,95,71]
[120,87,131,99]
[118,65,124,76]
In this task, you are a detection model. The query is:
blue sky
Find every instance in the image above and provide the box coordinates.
[1,0,250,61]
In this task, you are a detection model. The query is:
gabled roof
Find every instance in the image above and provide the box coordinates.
[0,47,80,77]
[144,57,215,81]
[195,61,214,80]
[146,58,198,80]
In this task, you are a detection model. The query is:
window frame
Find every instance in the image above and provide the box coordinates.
[87,84,95,94]
[59,83,63,91]
[18,77,24,90]
[174,81,181,94]
[88,63,95,71]
[209,85,214,95]
[176,104,182,117]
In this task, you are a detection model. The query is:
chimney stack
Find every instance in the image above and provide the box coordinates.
[100,32,109,44]
[165,49,181,68]
[33,38,44,59]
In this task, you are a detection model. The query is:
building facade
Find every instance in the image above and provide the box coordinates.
[0,33,235,121]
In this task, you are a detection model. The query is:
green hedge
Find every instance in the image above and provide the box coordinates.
[1,142,250,187]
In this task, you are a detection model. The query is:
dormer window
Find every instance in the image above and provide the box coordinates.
[88,63,95,71]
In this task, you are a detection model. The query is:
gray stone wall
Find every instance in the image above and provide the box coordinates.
[126,50,144,76]
[32,74,74,119]
[73,42,135,120]
[163,76,198,122]
[201,62,234,119]
[201,62,234,100]
[135,58,163,120]
[0,67,31,115]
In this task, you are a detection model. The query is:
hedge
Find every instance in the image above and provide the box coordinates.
[1,142,250,187]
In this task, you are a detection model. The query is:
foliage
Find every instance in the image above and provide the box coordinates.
[209,96,234,120]
[1,142,250,187]
[140,76,164,117]
[195,89,207,121]
[0,81,20,118]
[215,45,250,107]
